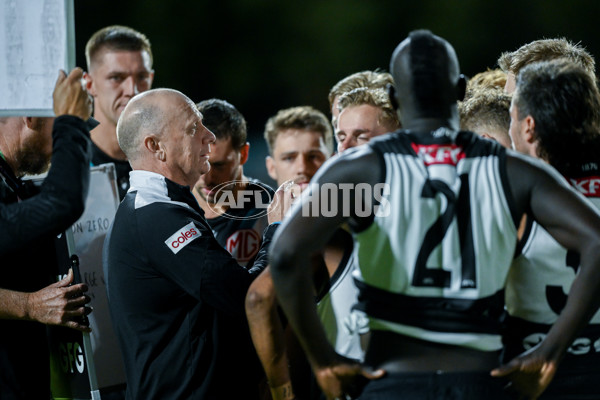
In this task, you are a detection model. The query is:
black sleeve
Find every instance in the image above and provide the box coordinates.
[140,205,265,318]
[247,222,280,276]
[0,116,91,254]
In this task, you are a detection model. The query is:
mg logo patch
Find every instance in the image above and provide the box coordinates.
[226,229,260,262]
[165,222,201,254]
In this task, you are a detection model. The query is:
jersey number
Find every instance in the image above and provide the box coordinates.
[411,176,477,288]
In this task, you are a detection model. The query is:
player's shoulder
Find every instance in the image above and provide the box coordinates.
[315,145,382,187]
[505,149,566,183]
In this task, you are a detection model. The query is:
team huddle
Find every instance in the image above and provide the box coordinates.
[1,24,600,400]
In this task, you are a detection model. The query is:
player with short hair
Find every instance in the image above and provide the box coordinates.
[269,30,600,400]
[504,58,600,399]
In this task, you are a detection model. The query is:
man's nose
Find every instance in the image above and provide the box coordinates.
[123,76,138,96]
[205,128,216,144]
[295,155,310,175]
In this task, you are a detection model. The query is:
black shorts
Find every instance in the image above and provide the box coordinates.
[358,370,511,400]
[539,369,600,400]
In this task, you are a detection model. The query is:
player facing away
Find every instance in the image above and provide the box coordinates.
[268,30,600,400]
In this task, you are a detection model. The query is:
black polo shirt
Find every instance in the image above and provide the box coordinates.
[103,171,276,400]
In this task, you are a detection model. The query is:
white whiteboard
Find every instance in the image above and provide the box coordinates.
[0,0,75,117]
[71,163,126,391]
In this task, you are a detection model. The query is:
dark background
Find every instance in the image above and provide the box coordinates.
[74,0,600,187]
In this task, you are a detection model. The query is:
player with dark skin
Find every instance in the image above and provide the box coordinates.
[269,31,600,400]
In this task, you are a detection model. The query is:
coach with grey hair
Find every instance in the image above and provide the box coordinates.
[103,88,284,399]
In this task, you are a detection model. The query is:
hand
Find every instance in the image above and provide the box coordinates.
[314,356,385,400]
[267,180,301,224]
[53,68,93,121]
[26,268,92,332]
[491,346,558,400]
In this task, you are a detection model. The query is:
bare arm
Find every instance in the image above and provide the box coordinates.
[493,153,600,399]
[0,268,91,332]
[245,267,295,400]
[245,257,334,400]
[245,183,314,400]
[270,149,384,399]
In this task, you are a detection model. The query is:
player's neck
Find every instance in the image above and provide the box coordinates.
[90,115,127,161]
[401,103,460,133]
[402,117,458,133]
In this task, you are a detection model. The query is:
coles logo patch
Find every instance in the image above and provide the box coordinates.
[165,222,201,254]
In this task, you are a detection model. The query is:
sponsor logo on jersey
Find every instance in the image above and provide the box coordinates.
[523,332,600,355]
[226,229,261,262]
[570,176,600,197]
[165,222,201,254]
[411,144,466,166]
[206,180,273,221]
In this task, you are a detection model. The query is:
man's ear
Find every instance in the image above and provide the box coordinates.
[24,117,35,130]
[239,142,250,165]
[479,132,499,143]
[387,84,399,111]
[83,72,96,96]
[523,115,536,144]
[144,136,165,160]
[265,156,277,181]
[457,74,467,102]
[24,117,42,131]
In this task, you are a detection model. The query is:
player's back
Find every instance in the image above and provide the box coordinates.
[505,161,600,363]
[353,128,520,351]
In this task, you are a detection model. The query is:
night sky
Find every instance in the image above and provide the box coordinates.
[74,0,600,186]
